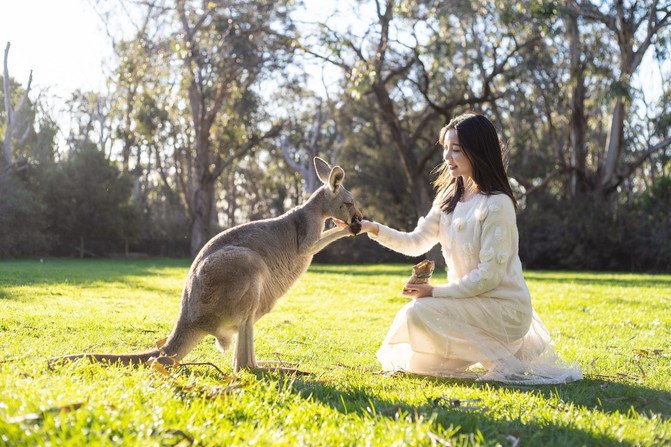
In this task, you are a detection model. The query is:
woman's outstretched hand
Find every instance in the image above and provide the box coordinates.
[402,283,433,299]
[331,218,379,236]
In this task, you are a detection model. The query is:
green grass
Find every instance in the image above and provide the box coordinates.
[0,259,670,446]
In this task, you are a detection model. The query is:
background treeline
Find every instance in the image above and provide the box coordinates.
[1,0,670,271]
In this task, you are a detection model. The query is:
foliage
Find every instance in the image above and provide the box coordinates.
[1,0,670,270]
[38,143,142,256]
[0,173,48,256]
[0,260,669,445]
[628,176,671,271]
[518,184,671,272]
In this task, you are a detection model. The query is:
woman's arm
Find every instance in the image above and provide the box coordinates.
[366,205,442,257]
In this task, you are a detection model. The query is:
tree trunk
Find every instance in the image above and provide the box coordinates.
[2,42,32,170]
[599,99,626,192]
[567,11,587,197]
[570,0,670,196]
[189,178,215,257]
[373,84,434,217]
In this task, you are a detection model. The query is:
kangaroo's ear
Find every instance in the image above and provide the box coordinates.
[328,166,345,191]
[314,157,332,184]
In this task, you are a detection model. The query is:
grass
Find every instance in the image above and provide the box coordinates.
[0,258,670,446]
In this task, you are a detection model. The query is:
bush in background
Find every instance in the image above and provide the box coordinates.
[0,172,49,256]
[518,180,671,272]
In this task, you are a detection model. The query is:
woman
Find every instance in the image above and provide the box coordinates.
[345,112,581,384]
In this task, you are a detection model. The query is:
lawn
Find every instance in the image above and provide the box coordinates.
[0,259,669,446]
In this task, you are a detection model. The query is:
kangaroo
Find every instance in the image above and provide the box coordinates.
[49,157,363,371]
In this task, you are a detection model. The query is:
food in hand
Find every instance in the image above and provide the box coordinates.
[407,259,435,284]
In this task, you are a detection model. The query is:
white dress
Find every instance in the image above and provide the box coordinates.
[370,193,582,384]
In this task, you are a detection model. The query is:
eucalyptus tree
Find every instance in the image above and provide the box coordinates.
[173,0,295,255]
[2,42,33,170]
[301,0,550,219]
[567,0,671,197]
[301,0,440,216]
[103,0,297,255]
[64,90,114,159]
[280,95,344,194]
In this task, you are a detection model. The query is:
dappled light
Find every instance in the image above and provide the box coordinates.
[1,260,670,444]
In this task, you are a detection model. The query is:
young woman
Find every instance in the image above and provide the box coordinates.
[346,113,581,384]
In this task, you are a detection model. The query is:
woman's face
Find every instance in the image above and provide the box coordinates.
[442,129,473,180]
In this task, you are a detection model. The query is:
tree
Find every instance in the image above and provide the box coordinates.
[169,0,292,255]
[2,42,33,170]
[303,0,547,218]
[64,90,114,158]
[281,97,343,194]
[569,0,671,196]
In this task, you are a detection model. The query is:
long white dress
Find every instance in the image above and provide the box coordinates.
[370,193,582,384]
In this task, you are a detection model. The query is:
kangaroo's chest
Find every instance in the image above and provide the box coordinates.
[267,254,311,292]
[255,254,312,316]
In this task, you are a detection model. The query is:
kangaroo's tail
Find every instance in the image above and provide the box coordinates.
[48,319,206,369]
[48,350,162,368]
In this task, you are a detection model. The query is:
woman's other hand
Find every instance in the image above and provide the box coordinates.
[402,283,433,299]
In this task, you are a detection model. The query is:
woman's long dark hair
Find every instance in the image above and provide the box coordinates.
[434,112,516,213]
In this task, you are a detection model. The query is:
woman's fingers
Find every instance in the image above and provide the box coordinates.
[331,218,348,228]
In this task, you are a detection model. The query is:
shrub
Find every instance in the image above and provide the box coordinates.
[0,173,49,256]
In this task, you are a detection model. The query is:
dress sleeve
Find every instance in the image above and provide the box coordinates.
[432,196,516,298]
[368,205,441,257]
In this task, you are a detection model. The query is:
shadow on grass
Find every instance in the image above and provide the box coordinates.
[309,267,671,289]
[308,265,409,277]
[523,272,671,289]
[250,369,670,446]
[0,258,190,300]
[417,375,671,421]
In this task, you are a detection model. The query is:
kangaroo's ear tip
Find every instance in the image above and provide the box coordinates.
[314,157,332,184]
[329,165,345,190]
[331,165,344,175]
[313,157,328,169]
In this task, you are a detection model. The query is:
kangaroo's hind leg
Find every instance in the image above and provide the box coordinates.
[234,317,257,371]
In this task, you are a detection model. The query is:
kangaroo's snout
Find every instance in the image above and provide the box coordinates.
[344,200,363,225]
[351,207,363,224]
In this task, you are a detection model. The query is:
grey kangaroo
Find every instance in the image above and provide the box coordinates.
[50,157,363,371]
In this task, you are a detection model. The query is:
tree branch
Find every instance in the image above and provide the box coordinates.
[571,1,618,32]
[617,137,671,187]
[632,7,671,69]
[381,56,416,86]
[514,169,565,199]
[281,135,306,174]
[212,121,285,179]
